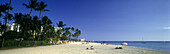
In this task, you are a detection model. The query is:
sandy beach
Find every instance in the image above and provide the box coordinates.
[0,42,169,54]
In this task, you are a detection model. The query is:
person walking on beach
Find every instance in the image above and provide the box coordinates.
[34,41,37,47]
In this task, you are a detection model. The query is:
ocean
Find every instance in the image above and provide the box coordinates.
[94,41,170,51]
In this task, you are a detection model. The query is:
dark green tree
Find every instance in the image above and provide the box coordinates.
[13,13,23,32]
[41,16,52,40]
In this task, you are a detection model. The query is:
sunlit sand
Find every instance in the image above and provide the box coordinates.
[0,42,169,54]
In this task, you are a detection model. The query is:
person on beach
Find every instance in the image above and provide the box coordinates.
[34,41,37,47]
[90,46,94,50]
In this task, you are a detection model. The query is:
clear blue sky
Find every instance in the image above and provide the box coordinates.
[0,0,170,41]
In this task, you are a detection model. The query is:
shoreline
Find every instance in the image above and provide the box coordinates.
[92,41,170,51]
[0,42,170,54]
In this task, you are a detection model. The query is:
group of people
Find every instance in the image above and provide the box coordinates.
[82,42,89,44]
[87,42,127,50]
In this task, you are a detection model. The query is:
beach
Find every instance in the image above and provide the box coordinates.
[0,42,170,54]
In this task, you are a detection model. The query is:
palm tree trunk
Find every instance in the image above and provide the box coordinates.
[6,0,12,24]
[18,29,24,47]
[39,11,42,18]
[18,38,22,46]
[29,8,33,17]
[1,37,5,48]
[16,24,18,32]
[69,36,71,41]
[7,0,12,14]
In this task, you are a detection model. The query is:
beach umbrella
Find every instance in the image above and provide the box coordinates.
[121,42,128,45]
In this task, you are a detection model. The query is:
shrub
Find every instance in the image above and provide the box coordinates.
[36,41,48,45]
[4,40,19,47]
[21,41,34,46]
[1,40,48,47]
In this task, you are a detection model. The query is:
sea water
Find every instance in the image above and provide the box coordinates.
[94,41,170,51]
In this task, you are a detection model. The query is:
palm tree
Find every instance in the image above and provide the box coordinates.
[65,27,72,40]
[13,13,23,32]
[56,21,66,39]
[73,29,81,40]
[16,14,30,46]
[35,1,49,18]
[56,21,66,28]
[41,16,52,40]
[0,0,13,48]
[23,0,38,16]
[31,16,42,40]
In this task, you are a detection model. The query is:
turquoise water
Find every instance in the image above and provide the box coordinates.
[94,41,170,51]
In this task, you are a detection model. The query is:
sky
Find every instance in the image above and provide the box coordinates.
[0,0,170,41]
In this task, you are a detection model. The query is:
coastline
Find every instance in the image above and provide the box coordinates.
[0,42,169,54]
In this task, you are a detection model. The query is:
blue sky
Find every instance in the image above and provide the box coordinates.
[0,0,170,41]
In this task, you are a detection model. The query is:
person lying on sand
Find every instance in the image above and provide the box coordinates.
[115,45,122,49]
[90,46,94,50]
[115,47,122,49]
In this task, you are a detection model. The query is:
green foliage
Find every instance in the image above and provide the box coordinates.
[22,0,38,9]
[21,41,48,46]
[0,40,48,47]
[2,31,21,39]
[42,16,52,25]
[52,36,58,41]
[4,40,18,47]
[35,1,49,11]
[0,0,82,48]
[0,3,13,17]
[72,29,81,40]
[37,41,48,45]
[21,41,34,46]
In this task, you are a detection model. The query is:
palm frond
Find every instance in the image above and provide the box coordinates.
[43,9,49,11]
[22,3,30,8]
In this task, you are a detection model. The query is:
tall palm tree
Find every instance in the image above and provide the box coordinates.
[23,0,38,16]
[35,1,49,18]
[0,0,13,48]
